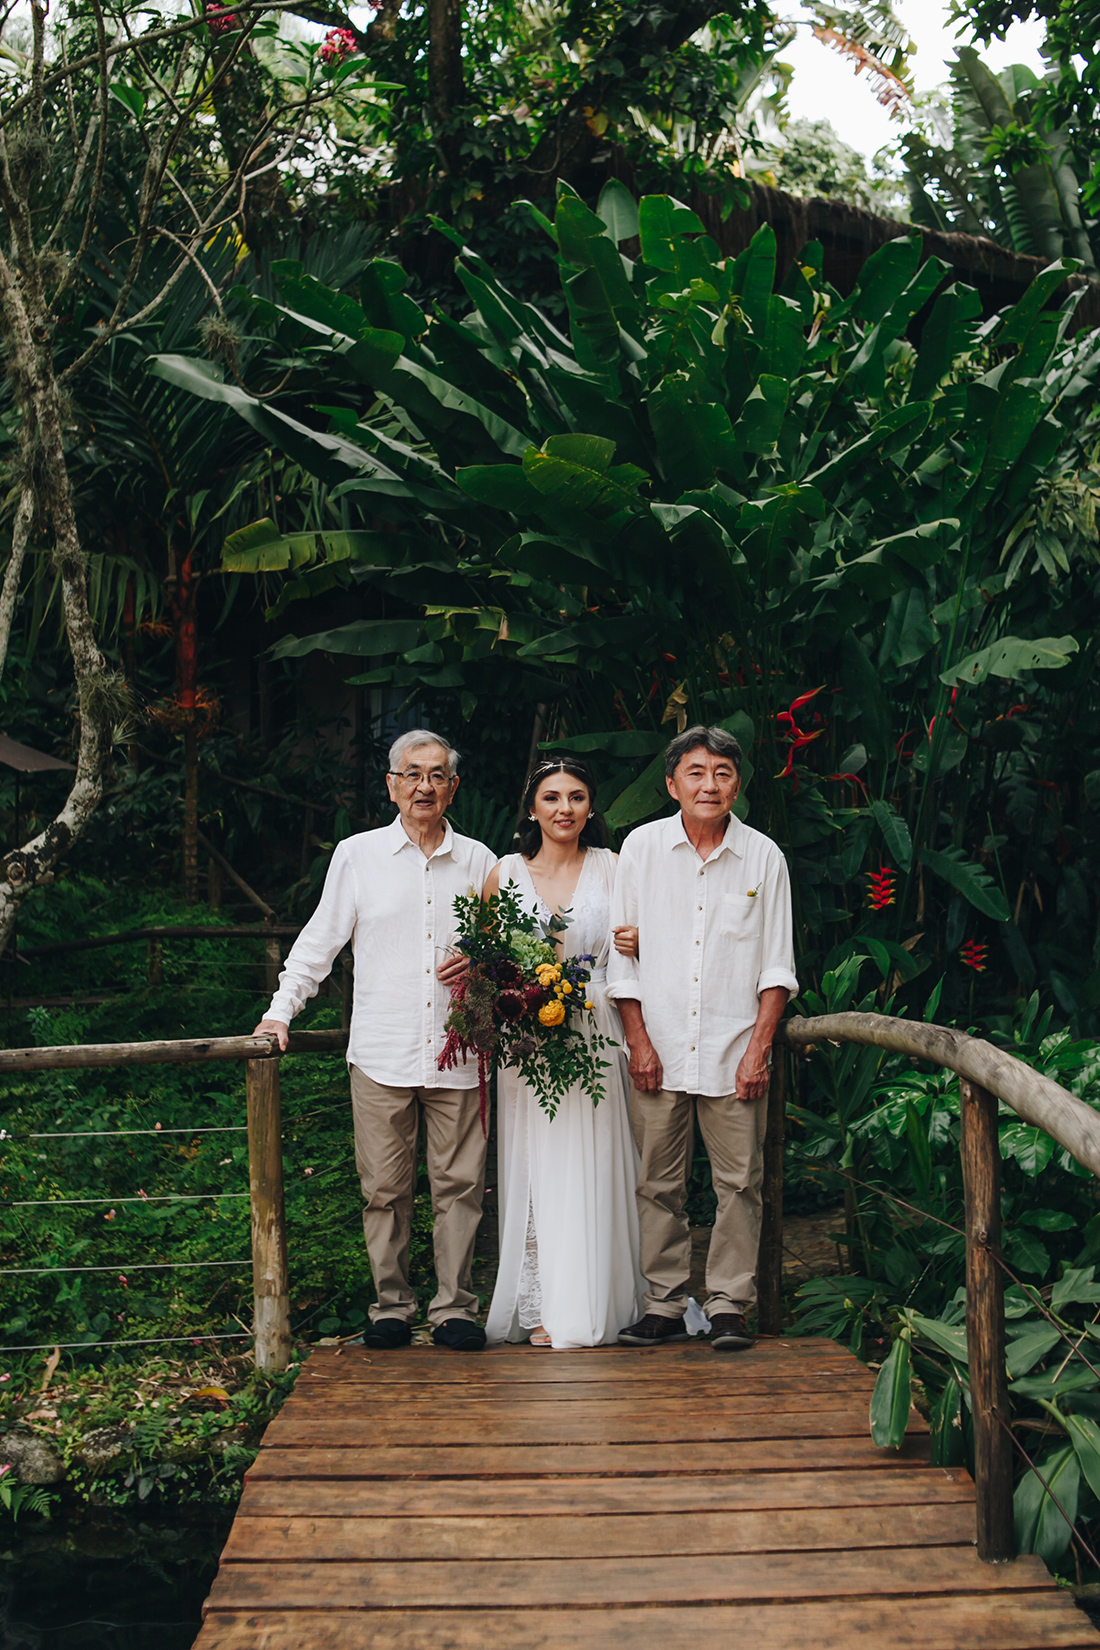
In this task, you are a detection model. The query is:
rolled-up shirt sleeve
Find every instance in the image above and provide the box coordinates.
[266,841,356,1024]
[757,847,799,999]
[606,842,642,1003]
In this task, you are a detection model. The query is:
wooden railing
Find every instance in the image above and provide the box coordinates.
[757,1013,1100,1564]
[8,1010,1100,1565]
[0,1029,347,1374]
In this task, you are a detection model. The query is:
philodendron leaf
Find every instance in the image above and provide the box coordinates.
[604,749,669,831]
[522,435,647,513]
[940,634,1079,689]
[597,178,640,244]
[903,1310,968,1364]
[918,846,1010,922]
[270,618,425,660]
[1014,1444,1078,1563]
[1066,1414,1100,1502]
[870,1334,912,1449]
[222,521,399,574]
[930,1378,967,1468]
[1006,1320,1060,1376]
[869,799,913,871]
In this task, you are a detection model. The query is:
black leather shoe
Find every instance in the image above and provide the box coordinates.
[617,1313,690,1346]
[363,1318,412,1349]
[708,1313,754,1351]
[432,1318,487,1351]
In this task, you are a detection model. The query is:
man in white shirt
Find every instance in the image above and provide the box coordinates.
[254,730,497,1351]
[607,725,798,1351]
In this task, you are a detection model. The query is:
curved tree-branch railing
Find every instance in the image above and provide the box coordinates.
[758,1013,1100,1565]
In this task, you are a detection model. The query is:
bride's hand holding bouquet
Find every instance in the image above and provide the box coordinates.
[436,880,608,1125]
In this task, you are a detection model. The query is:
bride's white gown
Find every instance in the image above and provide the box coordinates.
[486,848,643,1349]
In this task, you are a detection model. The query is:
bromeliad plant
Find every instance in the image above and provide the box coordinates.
[438,883,608,1123]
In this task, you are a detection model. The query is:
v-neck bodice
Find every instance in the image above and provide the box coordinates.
[499,848,615,974]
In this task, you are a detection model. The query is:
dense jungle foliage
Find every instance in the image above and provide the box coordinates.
[2,0,1100,1572]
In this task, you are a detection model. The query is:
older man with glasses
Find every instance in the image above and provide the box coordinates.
[254,729,496,1350]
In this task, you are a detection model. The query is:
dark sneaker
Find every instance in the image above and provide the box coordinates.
[433,1318,487,1351]
[617,1313,690,1347]
[708,1313,754,1351]
[363,1317,413,1349]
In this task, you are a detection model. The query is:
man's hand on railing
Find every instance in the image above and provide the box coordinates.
[252,1017,289,1052]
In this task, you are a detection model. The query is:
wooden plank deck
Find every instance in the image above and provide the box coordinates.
[194,1337,1100,1649]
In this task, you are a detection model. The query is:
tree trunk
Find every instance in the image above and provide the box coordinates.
[174,538,200,904]
[428,0,464,168]
[0,313,115,952]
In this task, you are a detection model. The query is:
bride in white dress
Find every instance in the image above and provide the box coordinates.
[484,758,644,1349]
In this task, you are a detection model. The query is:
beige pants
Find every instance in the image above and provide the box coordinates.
[629,1086,767,1319]
[350,1067,487,1327]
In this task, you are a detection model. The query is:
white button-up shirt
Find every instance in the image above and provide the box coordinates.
[607,811,799,1096]
[266,817,496,1089]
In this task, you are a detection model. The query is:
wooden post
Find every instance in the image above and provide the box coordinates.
[265,933,282,995]
[959,1078,1014,1563]
[757,1036,788,1336]
[247,1056,291,1373]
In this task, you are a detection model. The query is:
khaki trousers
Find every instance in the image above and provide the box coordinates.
[628,1086,767,1319]
[350,1067,487,1327]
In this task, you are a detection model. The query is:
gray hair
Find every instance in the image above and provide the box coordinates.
[665,724,743,780]
[388,728,460,777]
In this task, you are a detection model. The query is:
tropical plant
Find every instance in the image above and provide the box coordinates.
[0,0,388,946]
[0,1462,55,1524]
[152,178,1100,1023]
[901,49,1097,272]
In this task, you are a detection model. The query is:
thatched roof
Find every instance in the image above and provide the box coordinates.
[691,181,1100,333]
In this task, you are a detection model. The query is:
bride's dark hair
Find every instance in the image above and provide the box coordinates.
[517,759,609,859]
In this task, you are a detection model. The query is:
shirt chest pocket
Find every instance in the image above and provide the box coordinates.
[717,895,762,942]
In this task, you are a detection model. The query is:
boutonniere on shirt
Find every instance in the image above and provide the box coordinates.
[747,883,761,897]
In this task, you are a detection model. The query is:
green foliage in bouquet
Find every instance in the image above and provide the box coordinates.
[438,883,610,1121]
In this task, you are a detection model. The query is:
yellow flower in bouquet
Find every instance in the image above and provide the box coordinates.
[536,962,561,985]
[538,999,566,1027]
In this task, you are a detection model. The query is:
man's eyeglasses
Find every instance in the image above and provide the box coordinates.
[390,769,453,788]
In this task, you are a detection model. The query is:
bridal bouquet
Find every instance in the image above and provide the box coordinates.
[437,881,609,1125]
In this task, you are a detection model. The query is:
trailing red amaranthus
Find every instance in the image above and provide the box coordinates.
[866,867,896,910]
[959,940,989,972]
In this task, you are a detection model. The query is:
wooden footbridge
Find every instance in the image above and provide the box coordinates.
[8,1009,1100,1646]
[191,1336,1098,1650]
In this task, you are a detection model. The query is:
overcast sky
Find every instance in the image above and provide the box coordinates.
[781,0,1048,161]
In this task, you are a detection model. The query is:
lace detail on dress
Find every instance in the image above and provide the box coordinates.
[516,1197,542,1331]
[511,850,613,969]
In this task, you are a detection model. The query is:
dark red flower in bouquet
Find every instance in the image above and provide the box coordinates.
[496,960,523,990]
[524,981,547,1008]
[498,988,528,1022]
[866,867,896,910]
[959,940,988,972]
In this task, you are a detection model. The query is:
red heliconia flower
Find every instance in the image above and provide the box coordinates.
[865,867,896,910]
[320,25,359,63]
[205,1,240,34]
[959,940,988,972]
